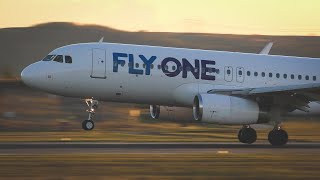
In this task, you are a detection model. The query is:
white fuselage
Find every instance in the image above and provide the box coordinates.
[21,42,320,114]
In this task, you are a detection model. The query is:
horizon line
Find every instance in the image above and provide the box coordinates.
[1,21,319,37]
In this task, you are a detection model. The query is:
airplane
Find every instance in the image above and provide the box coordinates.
[21,39,320,146]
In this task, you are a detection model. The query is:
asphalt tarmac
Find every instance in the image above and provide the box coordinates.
[0,142,319,154]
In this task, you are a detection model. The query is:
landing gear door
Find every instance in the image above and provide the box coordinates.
[91,48,106,79]
[236,67,244,83]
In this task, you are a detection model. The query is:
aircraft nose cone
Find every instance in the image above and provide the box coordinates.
[21,65,35,86]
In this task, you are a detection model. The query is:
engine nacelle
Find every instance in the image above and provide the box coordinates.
[193,94,269,125]
[150,105,193,122]
[150,105,160,119]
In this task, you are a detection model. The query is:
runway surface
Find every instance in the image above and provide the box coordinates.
[0,142,320,154]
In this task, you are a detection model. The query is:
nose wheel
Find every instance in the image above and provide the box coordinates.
[82,98,98,131]
[82,120,94,130]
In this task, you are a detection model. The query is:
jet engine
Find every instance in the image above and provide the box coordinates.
[193,94,270,125]
[150,105,193,122]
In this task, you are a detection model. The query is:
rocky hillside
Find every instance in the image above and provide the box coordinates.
[1,22,319,77]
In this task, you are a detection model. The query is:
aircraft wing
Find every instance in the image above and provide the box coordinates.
[208,83,320,112]
[249,83,320,96]
[209,83,320,95]
[259,42,274,55]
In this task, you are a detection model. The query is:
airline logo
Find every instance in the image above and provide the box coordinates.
[112,52,216,80]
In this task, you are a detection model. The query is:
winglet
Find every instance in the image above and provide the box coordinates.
[259,42,273,55]
[99,37,104,43]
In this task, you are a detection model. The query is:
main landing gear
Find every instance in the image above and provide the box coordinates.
[238,125,257,144]
[237,124,288,146]
[82,99,99,131]
[268,126,288,146]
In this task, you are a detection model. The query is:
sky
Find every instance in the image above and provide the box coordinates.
[0,0,319,35]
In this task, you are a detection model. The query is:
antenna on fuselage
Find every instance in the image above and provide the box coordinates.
[99,37,104,43]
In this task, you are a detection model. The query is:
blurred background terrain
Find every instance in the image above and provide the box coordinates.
[1,22,320,78]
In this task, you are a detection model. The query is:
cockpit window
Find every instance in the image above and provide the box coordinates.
[42,55,56,61]
[53,55,63,63]
[65,56,72,64]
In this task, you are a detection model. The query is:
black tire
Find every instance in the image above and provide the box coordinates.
[238,128,244,143]
[82,120,94,131]
[268,129,288,146]
[238,127,257,144]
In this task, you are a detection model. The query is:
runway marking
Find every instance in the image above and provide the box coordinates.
[217,150,230,154]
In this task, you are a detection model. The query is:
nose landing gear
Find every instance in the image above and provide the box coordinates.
[82,99,98,131]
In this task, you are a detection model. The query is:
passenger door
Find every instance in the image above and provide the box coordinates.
[91,48,106,79]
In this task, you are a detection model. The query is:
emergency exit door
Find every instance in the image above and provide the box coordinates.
[224,66,233,82]
[236,67,244,83]
[91,48,106,79]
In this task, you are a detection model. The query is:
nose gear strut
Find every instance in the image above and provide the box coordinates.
[82,98,98,131]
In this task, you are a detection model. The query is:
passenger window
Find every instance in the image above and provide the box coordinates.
[254,72,258,76]
[276,73,280,78]
[298,75,302,80]
[269,73,273,78]
[227,70,231,74]
[143,64,146,68]
[65,56,72,64]
[135,63,139,68]
[216,69,220,74]
[284,74,287,79]
[313,76,317,81]
[120,61,125,67]
[306,75,309,80]
[172,66,176,70]
[53,55,63,63]
[261,72,265,77]
[238,70,242,76]
[247,71,251,76]
[150,64,154,69]
[291,74,294,79]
